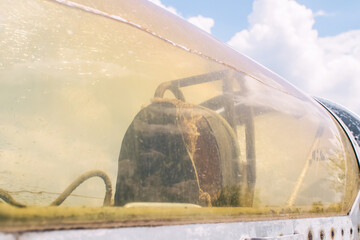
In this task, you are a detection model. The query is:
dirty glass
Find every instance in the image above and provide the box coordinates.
[71,0,303,95]
[0,0,359,231]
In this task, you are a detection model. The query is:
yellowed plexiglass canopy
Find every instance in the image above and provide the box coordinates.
[0,0,359,231]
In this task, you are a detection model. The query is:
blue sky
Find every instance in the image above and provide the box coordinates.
[149,0,360,115]
[160,1,252,42]
[161,0,360,42]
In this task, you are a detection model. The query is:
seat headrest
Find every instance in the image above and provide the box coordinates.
[114,98,242,207]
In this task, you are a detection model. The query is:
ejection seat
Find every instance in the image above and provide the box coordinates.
[114,80,247,207]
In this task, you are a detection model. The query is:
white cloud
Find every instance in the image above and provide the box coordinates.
[314,10,326,17]
[228,0,360,113]
[314,10,334,17]
[147,0,179,15]
[187,15,215,34]
[147,0,215,34]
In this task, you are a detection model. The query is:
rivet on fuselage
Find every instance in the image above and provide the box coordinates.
[308,230,313,240]
[320,230,325,240]
[331,228,335,240]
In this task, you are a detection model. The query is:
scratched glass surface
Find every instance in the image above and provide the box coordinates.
[0,0,358,225]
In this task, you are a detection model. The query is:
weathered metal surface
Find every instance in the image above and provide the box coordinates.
[1,191,357,240]
[0,234,15,240]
